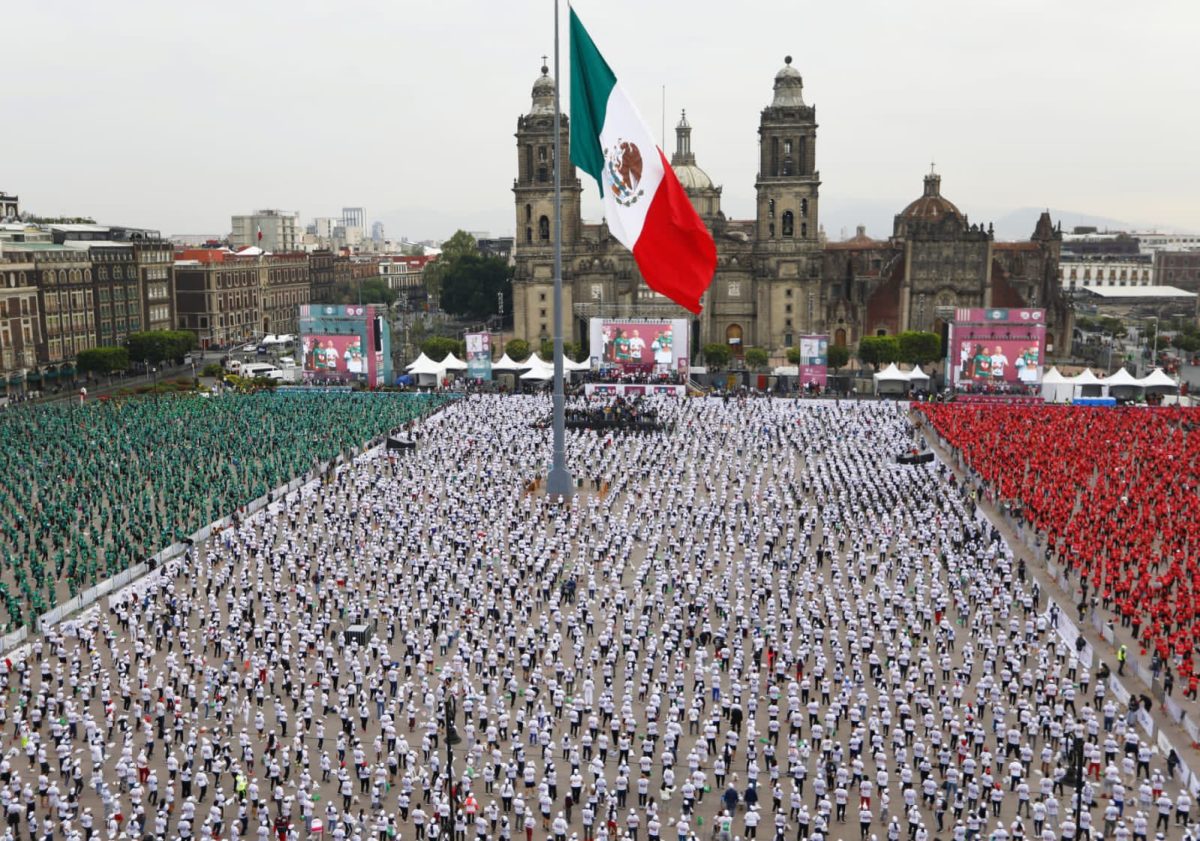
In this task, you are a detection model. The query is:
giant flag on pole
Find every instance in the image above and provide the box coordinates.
[569,8,717,314]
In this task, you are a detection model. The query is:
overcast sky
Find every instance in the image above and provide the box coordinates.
[3,0,1198,242]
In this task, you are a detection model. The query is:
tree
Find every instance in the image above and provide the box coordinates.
[538,339,582,362]
[785,347,802,365]
[897,331,942,366]
[505,339,531,362]
[1173,333,1200,353]
[126,330,195,365]
[420,336,465,362]
[440,255,512,320]
[857,335,900,370]
[439,230,479,262]
[703,343,732,369]
[744,347,769,370]
[827,344,851,372]
[77,347,129,377]
[319,278,396,307]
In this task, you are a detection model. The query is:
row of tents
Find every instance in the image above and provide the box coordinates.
[402,351,590,386]
[1040,366,1180,403]
[869,361,1181,402]
[873,363,934,395]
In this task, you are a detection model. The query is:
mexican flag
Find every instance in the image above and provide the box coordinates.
[569,8,716,314]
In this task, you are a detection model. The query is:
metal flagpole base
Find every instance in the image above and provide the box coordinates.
[546,464,574,497]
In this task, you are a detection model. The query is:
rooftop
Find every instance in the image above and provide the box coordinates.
[1078,285,1196,299]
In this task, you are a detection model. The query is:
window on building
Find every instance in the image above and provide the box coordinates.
[539,216,550,241]
[526,227,533,244]
[782,211,794,237]
[801,198,808,218]
[525,204,532,222]
[768,199,775,219]
[801,223,807,238]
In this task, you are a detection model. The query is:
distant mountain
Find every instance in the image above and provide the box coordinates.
[991,207,1138,241]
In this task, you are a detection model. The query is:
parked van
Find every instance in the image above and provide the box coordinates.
[240,363,285,381]
[224,359,244,375]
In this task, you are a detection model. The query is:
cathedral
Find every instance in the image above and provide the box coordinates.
[511,58,1073,364]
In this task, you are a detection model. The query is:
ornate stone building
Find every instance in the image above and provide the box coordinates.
[511,58,1072,361]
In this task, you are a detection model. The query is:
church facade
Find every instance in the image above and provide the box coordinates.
[511,59,1072,365]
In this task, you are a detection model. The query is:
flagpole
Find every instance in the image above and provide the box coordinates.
[547,0,573,497]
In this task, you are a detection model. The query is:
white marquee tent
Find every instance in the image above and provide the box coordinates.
[1137,367,1180,395]
[1040,367,1071,403]
[490,353,524,372]
[1101,367,1142,398]
[440,352,468,371]
[874,363,911,395]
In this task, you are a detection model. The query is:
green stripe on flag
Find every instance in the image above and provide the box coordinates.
[569,7,616,193]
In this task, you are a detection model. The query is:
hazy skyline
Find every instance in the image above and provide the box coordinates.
[3,0,1198,242]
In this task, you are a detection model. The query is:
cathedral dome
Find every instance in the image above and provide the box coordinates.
[771,56,805,108]
[899,172,962,221]
[530,65,555,116]
[673,163,715,191]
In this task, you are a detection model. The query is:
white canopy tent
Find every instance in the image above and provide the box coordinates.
[490,353,524,372]
[440,352,468,371]
[874,363,911,395]
[1138,367,1179,393]
[1039,367,1071,403]
[908,365,931,384]
[1101,367,1142,398]
[405,353,446,387]
[404,353,436,372]
[1068,368,1104,400]
[519,361,554,381]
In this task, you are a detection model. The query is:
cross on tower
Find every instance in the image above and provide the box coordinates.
[541,55,549,73]
[930,160,937,176]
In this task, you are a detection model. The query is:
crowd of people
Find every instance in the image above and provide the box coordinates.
[0,395,1189,841]
[0,392,452,629]
[917,404,1200,698]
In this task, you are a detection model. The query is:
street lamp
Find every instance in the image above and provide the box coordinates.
[444,693,461,836]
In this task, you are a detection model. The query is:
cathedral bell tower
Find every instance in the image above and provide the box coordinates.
[513,63,581,254]
[753,56,823,351]
[755,56,820,244]
[512,62,582,344]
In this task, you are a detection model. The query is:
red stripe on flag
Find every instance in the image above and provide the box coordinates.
[631,149,717,314]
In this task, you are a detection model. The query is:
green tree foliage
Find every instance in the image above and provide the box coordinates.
[440,230,479,262]
[201,362,224,378]
[1076,315,1127,338]
[703,343,732,369]
[744,347,769,370]
[538,339,583,362]
[319,278,396,307]
[420,336,465,362]
[897,331,942,366]
[1173,333,1200,353]
[857,335,900,370]
[423,230,480,305]
[76,347,130,376]
[505,339,531,362]
[126,330,195,365]
[785,347,801,365]
[827,344,851,372]
[440,255,512,320]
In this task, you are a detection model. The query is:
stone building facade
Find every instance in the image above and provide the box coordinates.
[511,59,1072,361]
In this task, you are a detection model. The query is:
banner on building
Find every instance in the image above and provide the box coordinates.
[465,332,492,381]
[799,335,829,388]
